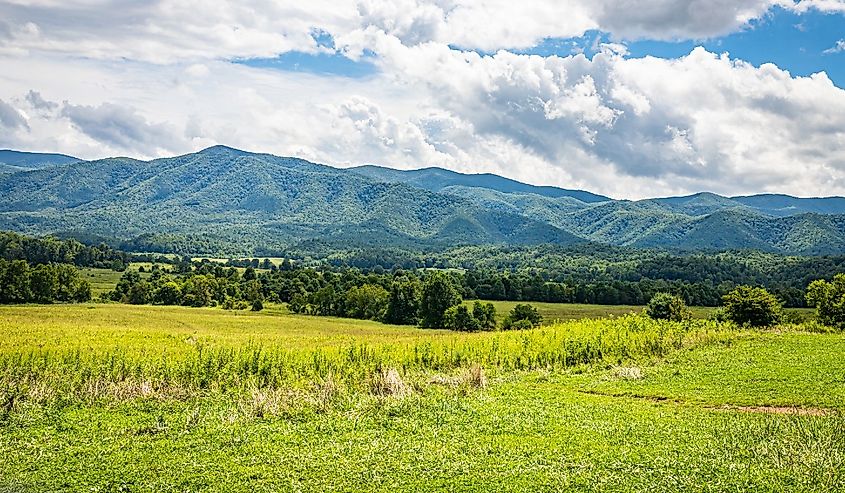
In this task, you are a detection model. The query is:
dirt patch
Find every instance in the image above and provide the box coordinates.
[577,389,676,403]
[710,404,832,417]
[578,389,835,416]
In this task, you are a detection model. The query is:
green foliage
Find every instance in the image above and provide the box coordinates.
[442,301,496,332]
[384,278,421,325]
[344,284,389,321]
[0,231,131,269]
[502,303,542,330]
[806,274,845,329]
[646,292,690,322]
[722,286,782,327]
[251,299,264,312]
[0,260,90,304]
[472,301,497,331]
[288,293,309,314]
[443,305,480,332]
[420,272,462,328]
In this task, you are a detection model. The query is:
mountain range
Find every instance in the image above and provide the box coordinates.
[0,145,843,256]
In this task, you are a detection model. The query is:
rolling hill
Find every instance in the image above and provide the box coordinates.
[1,146,844,256]
[0,149,80,174]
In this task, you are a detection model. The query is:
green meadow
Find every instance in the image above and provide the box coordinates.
[0,303,843,492]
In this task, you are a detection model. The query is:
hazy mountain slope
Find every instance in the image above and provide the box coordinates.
[352,164,610,203]
[0,150,80,173]
[645,191,845,217]
[438,185,845,254]
[731,194,845,216]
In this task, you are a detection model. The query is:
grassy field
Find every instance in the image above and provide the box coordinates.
[80,264,168,297]
[465,299,718,321]
[1,304,842,491]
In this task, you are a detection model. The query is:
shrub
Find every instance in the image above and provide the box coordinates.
[722,285,782,327]
[251,299,264,312]
[806,274,845,330]
[502,303,542,330]
[646,292,690,322]
[287,293,308,314]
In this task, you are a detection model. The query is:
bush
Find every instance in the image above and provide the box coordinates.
[251,299,264,312]
[502,303,542,330]
[646,292,690,322]
[806,274,845,330]
[722,285,782,327]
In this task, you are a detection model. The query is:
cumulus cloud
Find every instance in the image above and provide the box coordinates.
[792,0,845,13]
[0,0,357,63]
[0,98,28,130]
[60,101,187,155]
[368,40,845,196]
[25,90,57,111]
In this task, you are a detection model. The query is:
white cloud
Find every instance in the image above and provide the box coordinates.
[792,0,845,13]
[824,39,845,54]
[0,0,835,64]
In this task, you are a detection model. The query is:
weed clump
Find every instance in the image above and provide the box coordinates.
[371,368,410,398]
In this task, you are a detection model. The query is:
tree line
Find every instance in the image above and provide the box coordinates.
[0,259,91,303]
[0,231,171,271]
[107,265,543,331]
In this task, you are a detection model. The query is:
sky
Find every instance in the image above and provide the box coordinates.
[0,1,844,199]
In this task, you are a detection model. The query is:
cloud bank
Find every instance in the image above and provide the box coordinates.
[0,0,844,199]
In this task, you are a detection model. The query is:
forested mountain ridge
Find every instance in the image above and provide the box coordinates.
[352,164,611,203]
[1,146,844,256]
[0,146,581,254]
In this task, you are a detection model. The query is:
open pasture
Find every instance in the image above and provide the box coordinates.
[0,303,842,492]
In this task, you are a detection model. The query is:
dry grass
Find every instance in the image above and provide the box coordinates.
[371,368,411,398]
[612,366,644,380]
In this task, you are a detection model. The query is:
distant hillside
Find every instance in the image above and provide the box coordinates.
[647,192,845,217]
[0,150,80,173]
[1,145,844,256]
[352,165,611,203]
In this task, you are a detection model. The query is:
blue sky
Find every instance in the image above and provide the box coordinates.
[243,6,845,87]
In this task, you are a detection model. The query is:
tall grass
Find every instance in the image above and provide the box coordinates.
[0,315,734,406]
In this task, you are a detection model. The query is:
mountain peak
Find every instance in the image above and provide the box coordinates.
[197,145,252,157]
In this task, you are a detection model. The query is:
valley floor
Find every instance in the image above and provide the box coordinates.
[0,305,842,492]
